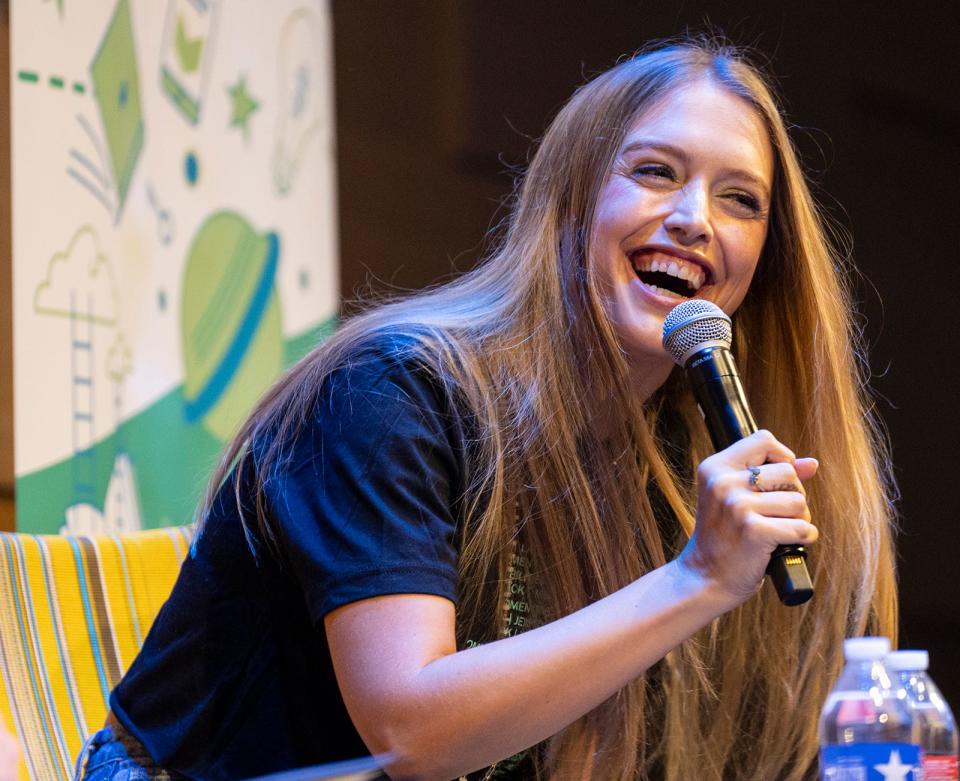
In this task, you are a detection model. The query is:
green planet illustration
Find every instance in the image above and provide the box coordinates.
[181,211,282,441]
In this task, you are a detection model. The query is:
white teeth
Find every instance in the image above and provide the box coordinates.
[633,252,707,291]
[648,284,684,299]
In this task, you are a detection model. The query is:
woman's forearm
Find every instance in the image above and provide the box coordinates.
[326,558,732,781]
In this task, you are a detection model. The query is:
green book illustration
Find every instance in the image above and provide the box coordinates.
[160,0,219,125]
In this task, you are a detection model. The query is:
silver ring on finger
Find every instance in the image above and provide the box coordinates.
[747,465,763,491]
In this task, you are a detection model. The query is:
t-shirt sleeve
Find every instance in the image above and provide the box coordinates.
[263,347,465,625]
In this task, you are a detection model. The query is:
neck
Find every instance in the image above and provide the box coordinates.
[588,357,674,440]
[628,356,675,406]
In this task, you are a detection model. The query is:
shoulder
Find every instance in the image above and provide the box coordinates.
[332,328,438,384]
[318,329,459,424]
[257,326,473,476]
[244,325,475,503]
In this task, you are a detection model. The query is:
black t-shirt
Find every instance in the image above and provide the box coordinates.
[110,339,474,779]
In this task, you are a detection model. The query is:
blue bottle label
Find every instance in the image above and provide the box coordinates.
[820,743,922,780]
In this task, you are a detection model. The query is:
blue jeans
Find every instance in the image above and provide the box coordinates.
[73,721,185,781]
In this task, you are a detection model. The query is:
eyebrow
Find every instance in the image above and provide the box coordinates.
[620,140,772,200]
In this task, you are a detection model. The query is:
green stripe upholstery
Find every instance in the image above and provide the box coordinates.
[0,528,192,781]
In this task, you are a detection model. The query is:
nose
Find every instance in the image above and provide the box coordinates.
[663,183,712,246]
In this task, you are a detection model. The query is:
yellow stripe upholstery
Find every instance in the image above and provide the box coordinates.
[0,528,193,781]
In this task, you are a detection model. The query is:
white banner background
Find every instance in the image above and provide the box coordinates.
[12,0,338,532]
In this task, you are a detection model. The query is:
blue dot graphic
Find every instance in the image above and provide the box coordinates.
[118,81,128,107]
[184,151,199,186]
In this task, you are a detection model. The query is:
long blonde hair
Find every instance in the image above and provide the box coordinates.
[206,38,897,780]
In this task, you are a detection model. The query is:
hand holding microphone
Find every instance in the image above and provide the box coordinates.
[662,300,816,607]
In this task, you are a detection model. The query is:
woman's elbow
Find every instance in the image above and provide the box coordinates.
[353,703,466,781]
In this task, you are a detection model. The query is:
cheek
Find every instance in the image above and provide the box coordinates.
[716,224,767,312]
[593,178,656,238]
[726,223,767,280]
[592,187,663,273]
[591,195,631,284]
[593,196,627,244]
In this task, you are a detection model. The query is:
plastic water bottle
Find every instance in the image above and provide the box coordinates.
[888,650,958,780]
[819,636,921,780]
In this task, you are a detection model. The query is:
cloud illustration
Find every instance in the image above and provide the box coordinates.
[34,225,119,324]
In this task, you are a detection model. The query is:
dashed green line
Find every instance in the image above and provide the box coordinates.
[17,69,85,95]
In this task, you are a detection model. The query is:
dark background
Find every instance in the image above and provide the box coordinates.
[330,1,960,706]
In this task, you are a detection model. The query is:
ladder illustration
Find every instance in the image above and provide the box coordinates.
[110,348,128,530]
[70,291,97,511]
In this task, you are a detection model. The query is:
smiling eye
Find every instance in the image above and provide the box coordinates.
[726,191,764,216]
[633,163,677,181]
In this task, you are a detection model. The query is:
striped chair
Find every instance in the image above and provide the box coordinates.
[0,528,193,781]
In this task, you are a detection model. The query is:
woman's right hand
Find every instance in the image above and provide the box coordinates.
[678,429,819,608]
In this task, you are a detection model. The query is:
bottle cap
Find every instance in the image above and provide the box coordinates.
[843,636,891,661]
[886,650,929,671]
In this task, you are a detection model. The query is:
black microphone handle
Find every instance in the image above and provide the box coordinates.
[686,346,814,607]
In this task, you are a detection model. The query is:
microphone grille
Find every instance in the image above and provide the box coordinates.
[661,300,732,365]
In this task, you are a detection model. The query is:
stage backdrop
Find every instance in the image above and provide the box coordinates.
[11,0,338,533]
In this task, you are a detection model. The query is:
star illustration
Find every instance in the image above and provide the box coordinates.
[873,749,915,781]
[228,75,259,141]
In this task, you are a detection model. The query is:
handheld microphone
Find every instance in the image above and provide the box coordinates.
[661,299,814,607]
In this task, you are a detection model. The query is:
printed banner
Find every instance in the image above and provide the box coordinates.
[11,0,338,533]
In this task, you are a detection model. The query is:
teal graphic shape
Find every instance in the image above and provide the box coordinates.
[90,0,144,219]
[181,212,283,442]
[15,320,335,534]
[184,151,199,185]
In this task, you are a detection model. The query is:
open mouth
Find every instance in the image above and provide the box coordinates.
[630,251,708,299]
